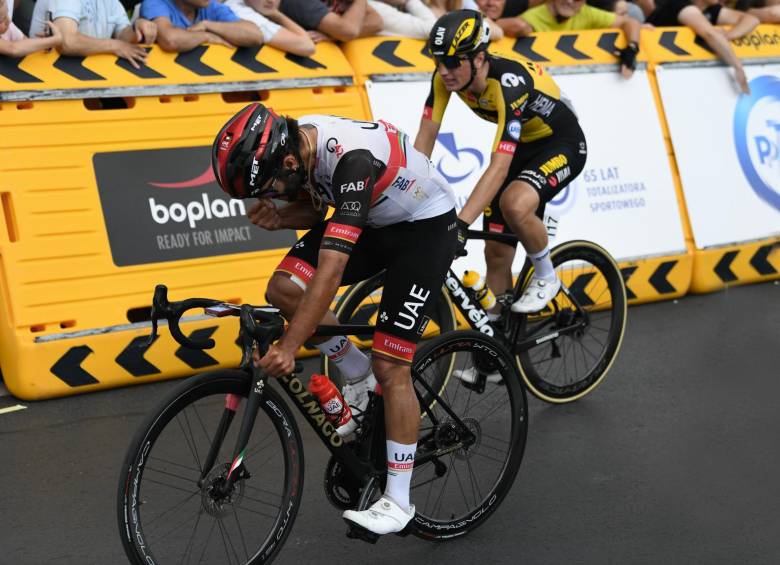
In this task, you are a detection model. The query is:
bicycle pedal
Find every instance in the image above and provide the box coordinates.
[344,520,380,544]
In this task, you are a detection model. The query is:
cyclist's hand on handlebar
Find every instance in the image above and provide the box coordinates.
[455,218,469,257]
[247,198,282,231]
[255,342,296,377]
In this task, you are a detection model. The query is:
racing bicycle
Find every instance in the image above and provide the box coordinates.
[324,231,627,404]
[118,285,528,565]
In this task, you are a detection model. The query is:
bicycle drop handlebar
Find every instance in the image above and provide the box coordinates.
[145,284,285,357]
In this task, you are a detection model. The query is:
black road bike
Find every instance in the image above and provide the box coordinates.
[325,231,628,404]
[118,285,528,565]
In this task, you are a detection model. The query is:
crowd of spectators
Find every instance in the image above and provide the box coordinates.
[2,0,777,91]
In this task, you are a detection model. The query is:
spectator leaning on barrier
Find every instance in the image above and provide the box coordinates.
[423,0,482,19]
[224,0,315,55]
[367,0,437,39]
[476,0,537,36]
[1,0,63,55]
[645,0,757,93]
[586,0,646,22]
[278,0,382,43]
[734,0,780,24]
[141,0,263,52]
[519,0,642,78]
[28,0,156,68]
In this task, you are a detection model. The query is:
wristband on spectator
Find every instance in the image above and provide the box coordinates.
[619,43,639,70]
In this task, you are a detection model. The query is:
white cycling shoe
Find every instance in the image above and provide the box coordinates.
[341,371,377,422]
[511,276,562,314]
[343,495,415,535]
[453,365,502,385]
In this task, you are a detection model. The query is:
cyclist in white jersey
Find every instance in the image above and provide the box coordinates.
[212,103,458,537]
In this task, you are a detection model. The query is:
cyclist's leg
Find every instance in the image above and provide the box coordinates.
[503,129,588,312]
[267,222,385,385]
[343,210,458,535]
[482,192,517,303]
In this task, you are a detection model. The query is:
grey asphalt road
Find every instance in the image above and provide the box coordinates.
[1,282,778,565]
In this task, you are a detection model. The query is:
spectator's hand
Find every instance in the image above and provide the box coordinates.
[204,31,234,48]
[188,21,210,33]
[38,21,63,46]
[307,30,331,43]
[134,19,157,45]
[248,199,282,230]
[734,66,750,95]
[615,43,638,79]
[112,40,148,69]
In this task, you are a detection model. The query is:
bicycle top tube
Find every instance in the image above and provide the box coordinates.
[466,229,518,246]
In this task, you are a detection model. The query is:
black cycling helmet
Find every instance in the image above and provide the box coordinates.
[428,9,490,69]
[212,102,299,199]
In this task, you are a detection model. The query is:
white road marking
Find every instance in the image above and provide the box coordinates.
[0,405,27,415]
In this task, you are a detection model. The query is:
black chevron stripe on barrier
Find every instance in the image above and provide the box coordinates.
[232,46,277,73]
[284,53,326,70]
[175,46,221,76]
[512,37,549,62]
[116,49,166,79]
[714,251,739,282]
[420,44,432,58]
[116,335,161,377]
[175,327,220,369]
[372,40,413,68]
[649,261,677,294]
[51,346,100,387]
[597,32,619,57]
[568,273,596,307]
[556,35,590,60]
[53,55,105,81]
[659,31,690,56]
[750,245,778,275]
[0,56,43,83]
[619,266,638,300]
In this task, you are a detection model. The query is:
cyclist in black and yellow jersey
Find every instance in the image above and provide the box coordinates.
[415,9,587,314]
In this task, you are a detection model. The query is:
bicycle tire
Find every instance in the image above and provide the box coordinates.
[409,330,528,540]
[513,240,627,403]
[322,270,457,385]
[117,369,304,565]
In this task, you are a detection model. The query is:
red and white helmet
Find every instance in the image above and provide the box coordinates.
[211,103,292,199]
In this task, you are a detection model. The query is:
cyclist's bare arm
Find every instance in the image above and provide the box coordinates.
[458,151,513,224]
[414,118,440,159]
[247,195,323,230]
[278,249,349,353]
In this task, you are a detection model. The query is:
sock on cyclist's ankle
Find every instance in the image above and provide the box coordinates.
[528,246,556,281]
[316,336,371,383]
[385,440,416,511]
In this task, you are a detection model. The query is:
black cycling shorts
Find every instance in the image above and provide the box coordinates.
[482,122,587,244]
[274,210,458,364]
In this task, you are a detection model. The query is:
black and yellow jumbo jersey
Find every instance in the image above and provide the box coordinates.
[423,54,579,156]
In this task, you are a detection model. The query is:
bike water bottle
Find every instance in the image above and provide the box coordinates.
[308,375,357,437]
[462,271,497,310]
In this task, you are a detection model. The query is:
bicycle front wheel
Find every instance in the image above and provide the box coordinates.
[118,370,304,565]
[410,330,528,540]
[514,240,628,403]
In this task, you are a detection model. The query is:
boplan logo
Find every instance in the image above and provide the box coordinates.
[147,166,248,229]
[733,75,780,212]
[93,146,296,266]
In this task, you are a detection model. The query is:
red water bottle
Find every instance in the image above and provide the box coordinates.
[308,374,357,436]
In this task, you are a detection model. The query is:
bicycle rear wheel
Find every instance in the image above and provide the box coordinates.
[118,370,304,565]
[409,331,528,540]
[513,240,627,403]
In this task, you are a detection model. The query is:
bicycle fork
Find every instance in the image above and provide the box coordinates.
[197,368,268,497]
